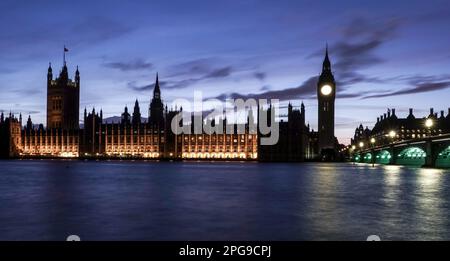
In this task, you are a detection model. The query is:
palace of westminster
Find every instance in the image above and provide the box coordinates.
[4,48,448,161]
[0,49,332,161]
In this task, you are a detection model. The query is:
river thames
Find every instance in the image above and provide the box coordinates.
[0,160,449,240]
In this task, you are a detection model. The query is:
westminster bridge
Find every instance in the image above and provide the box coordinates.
[352,133,450,168]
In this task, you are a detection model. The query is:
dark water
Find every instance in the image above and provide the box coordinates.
[0,160,449,241]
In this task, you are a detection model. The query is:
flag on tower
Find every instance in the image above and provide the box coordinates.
[63,46,69,64]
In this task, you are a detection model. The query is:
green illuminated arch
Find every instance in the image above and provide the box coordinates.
[396,147,426,166]
[375,150,391,164]
[436,146,450,168]
[363,153,373,163]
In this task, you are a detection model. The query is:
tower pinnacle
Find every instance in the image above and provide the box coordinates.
[322,43,331,72]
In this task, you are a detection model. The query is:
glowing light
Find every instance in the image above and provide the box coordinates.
[359,142,364,148]
[370,138,376,144]
[59,152,78,158]
[425,118,434,128]
[389,130,396,138]
[320,84,333,96]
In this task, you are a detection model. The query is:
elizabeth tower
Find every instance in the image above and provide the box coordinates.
[317,46,336,152]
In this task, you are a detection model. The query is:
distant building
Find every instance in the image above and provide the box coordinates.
[352,108,450,147]
[78,74,259,159]
[1,50,342,161]
[258,102,310,161]
[0,113,22,158]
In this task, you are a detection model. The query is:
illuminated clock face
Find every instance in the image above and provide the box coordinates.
[321,84,333,96]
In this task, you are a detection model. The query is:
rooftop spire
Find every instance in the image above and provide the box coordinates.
[153,72,161,99]
[322,43,331,72]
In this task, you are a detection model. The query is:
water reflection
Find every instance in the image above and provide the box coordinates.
[412,168,445,240]
[382,165,402,206]
[307,164,342,239]
[0,160,449,240]
[417,168,443,188]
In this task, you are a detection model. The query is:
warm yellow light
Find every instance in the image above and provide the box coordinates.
[425,118,434,128]
[359,142,364,148]
[389,130,396,138]
[370,138,376,144]
[351,145,356,150]
[320,84,333,96]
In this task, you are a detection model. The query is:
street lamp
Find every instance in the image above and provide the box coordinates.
[350,145,357,164]
[389,130,396,139]
[425,118,434,128]
[370,138,376,167]
[359,142,364,149]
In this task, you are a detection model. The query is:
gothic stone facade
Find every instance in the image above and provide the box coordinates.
[1,57,324,161]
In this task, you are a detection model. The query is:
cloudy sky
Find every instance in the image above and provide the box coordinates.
[1,0,450,144]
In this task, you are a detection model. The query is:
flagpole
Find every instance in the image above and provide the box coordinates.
[63,45,66,65]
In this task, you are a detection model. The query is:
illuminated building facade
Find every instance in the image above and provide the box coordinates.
[0,54,327,161]
[78,99,259,160]
[352,108,450,147]
[21,127,80,158]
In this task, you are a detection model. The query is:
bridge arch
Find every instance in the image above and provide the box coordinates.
[363,152,373,163]
[396,146,426,166]
[375,150,391,164]
[436,145,450,168]
[353,154,361,162]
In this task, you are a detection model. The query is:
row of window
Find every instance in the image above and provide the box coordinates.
[107,137,163,143]
[22,148,78,153]
[102,130,165,134]
[400,128,442,133]
[184,148,256,153]
[22,137,79,144]
[106,146,159,152]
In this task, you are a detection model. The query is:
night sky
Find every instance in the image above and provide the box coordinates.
[1,0,450,144]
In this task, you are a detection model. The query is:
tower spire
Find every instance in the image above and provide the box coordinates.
[153,72,161,99]
[322,43,331,72]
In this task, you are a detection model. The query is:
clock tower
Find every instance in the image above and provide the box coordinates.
[317,45,336,153]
